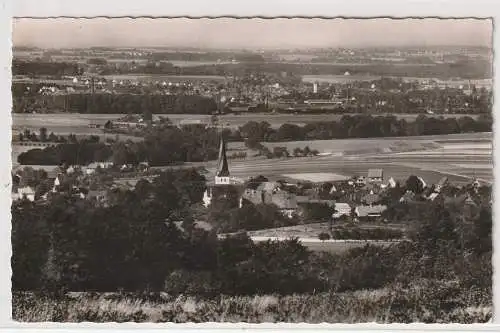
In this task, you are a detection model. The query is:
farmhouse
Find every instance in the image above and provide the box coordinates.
[367,169,384,183]
[270,191,298,218]
[241,183,302,218]
[85,161,114,175]
[240,188,266,206]
[17,186,35,202]
[333,203,352,219]
[355,205,387,221]
[355,176,367,186]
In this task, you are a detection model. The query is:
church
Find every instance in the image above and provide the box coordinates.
[202,134,244,207]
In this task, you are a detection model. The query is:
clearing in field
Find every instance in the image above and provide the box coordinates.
[283,172,350,182]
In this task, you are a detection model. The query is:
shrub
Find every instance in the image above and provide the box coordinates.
[318,232,331,241]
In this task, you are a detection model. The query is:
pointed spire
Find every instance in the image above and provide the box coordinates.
[216,133,230,177]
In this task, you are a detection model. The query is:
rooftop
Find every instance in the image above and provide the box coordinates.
[367,169,384,179]
[355,205,387,217]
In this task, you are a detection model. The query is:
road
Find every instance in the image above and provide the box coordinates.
[237,236,401,253]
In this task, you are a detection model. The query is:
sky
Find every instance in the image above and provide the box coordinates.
[12,18,493,50]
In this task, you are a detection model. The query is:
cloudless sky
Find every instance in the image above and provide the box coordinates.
[12,18,493,49]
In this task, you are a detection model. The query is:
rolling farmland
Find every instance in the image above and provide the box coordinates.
[12,112,481,134]
[214,132,493,185]
[11,112,492,185]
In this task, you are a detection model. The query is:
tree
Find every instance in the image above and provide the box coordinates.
[39,127,48,142]
[467,207,492,255]
[273,146,290,158]
[405,175,424,194]
[48,132,58,142]
[302,203,336,223]
[293,147,303,157]
[318,232,331,242]
[411,203,460,261]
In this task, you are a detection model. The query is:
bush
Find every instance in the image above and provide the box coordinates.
[318,232,331,241]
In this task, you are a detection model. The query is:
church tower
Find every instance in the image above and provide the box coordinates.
[214,133,230,185]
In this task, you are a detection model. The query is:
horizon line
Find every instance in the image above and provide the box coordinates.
[13,44,493,51]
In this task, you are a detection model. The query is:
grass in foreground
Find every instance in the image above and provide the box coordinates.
[13,279,491,323]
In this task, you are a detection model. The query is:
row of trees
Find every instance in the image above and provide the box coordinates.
[17,124,223,166]
[13,92,218,115]
[17,138,113,166]
[12,167,492,295]
[13,60,82,77]
[17,128,84,144]
[238,114,492,142]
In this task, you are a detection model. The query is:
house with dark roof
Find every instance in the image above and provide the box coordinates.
[240,188,265,206]
[355,176,367,186]
[270,191,298,218]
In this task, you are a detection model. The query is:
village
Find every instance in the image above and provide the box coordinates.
[11,132,487,243]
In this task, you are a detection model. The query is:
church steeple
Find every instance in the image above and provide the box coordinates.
[216,133,230,177]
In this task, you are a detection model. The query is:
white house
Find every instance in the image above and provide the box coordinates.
[387,177,397,188]
[17,186,35,202]
[333,203,351,219]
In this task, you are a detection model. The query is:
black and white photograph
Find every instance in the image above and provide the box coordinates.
[9,10,494,324]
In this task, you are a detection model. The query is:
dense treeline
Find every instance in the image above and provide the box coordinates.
[17,137,113,166]
[239,114,492,142]
[12,169,492,296]
[209,199,299,233]
[13,60,82,77]
[17,124,222,166]
[13,93,218,115]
